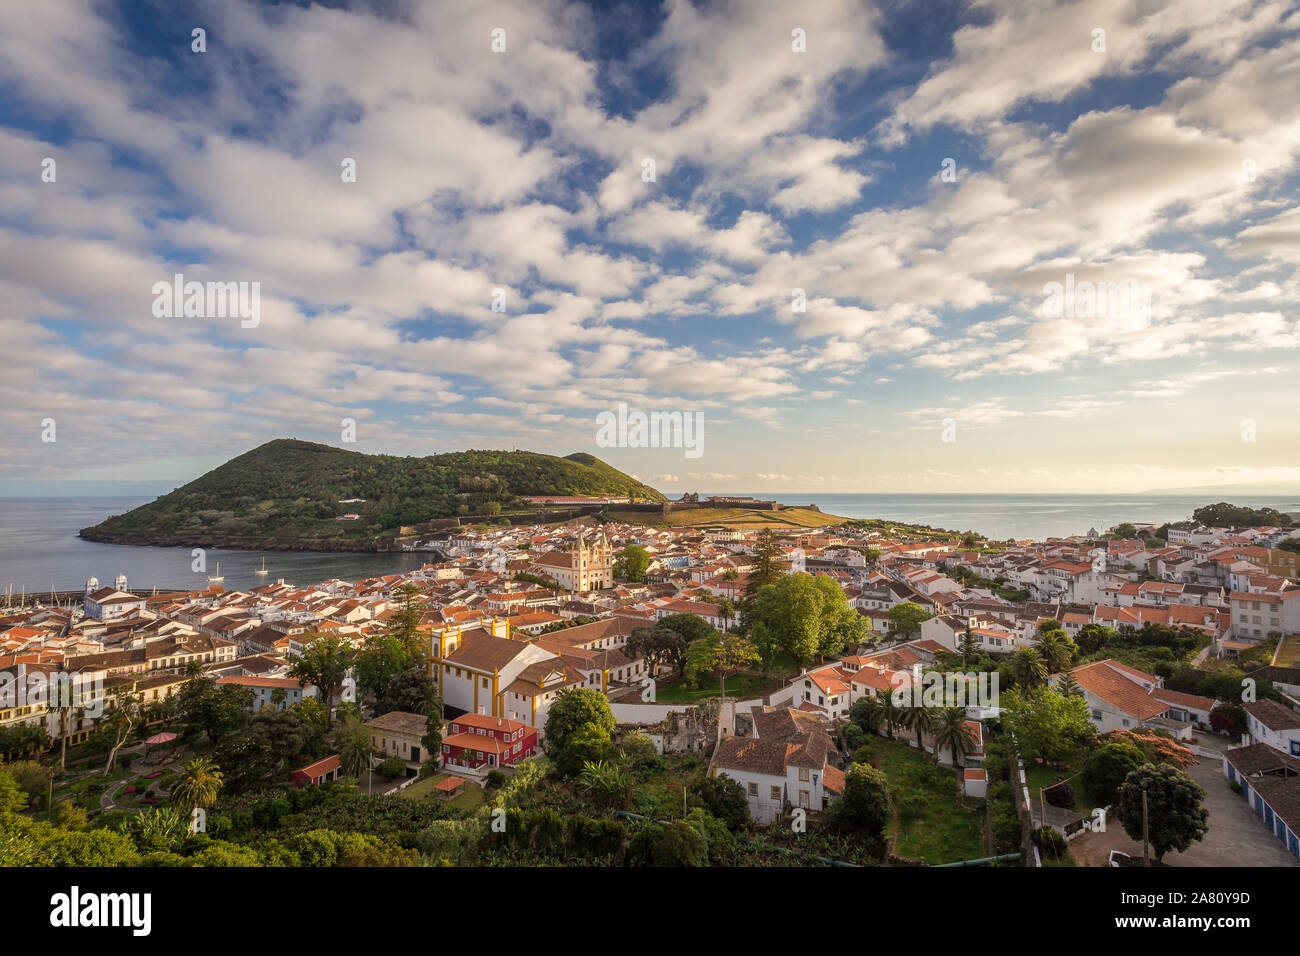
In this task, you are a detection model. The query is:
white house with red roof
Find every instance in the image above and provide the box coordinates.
[1061,659,1214,738]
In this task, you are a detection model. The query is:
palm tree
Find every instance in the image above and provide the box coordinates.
[172,757,223,814]
[54,662,77,770]
[876,690,903,740]
[1010,647,1048,689]
[1033,630,1075,674]
[338,717,376,793]
[852,696,884,737]
[901,705,939,754]
[270,687,288,710]
[717,598,736,631]
[932,707,977,768]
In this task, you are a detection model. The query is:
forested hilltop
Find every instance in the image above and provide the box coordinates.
[80,439,664,550]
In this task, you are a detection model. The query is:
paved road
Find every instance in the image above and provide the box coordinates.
[1071,752,1297,867]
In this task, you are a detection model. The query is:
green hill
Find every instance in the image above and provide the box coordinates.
[80,439,664,549]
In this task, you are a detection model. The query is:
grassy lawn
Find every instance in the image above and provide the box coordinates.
[399,772,487,811]
[653,672,783,703]
[1023,760,1089,814]
[1276,635,1300,667]
[660,507,847,529]
[872,736,985,865]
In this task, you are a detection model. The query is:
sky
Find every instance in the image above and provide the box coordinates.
[1,0,1299,496]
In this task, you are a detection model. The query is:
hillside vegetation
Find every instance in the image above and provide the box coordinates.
[658,507,846,530]
[80,439,664,549]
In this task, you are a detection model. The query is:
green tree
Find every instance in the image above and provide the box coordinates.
[289,634,356,729]
[1056,671,1083,698]
[354,634,411,707]
[172,757,224,814]
[698,773,750,831]
[752,574,867,666]
[177,678,253,745]
[613,545,650,583]
[900,705,939,754]
[421,713,443,768]
[544,688,616,754]
[959,623,979,668]
[100,688,141,775]
[887,601,932,641]
[932,707,977,768]
[1082,741,1146,805]
[851,696,884,736]
[1117,764,1209,863]
[552,722,613,777]
[685,632,761,698]
[826,763,891,837]
[1009,647,1048,689]
[1001,687,1096,764]
[738,530,784,632]
[1033,628,1077,674]
[627,626,688,680]
[337,715,376,790]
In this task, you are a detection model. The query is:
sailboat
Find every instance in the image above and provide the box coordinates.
[254,556,269,575]
[207,562,224,584]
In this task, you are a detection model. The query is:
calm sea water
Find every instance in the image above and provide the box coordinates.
[759,493,1300,541]
[0,498,432,595]
[1,493,1297,593]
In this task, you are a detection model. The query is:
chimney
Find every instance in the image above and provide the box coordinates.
[478,705,486,716]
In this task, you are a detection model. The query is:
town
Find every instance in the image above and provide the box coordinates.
[2,503,1298,868]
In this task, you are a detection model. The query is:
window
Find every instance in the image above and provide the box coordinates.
[770,786,781,800]
[798,768,810,782]
[747,782,758,796]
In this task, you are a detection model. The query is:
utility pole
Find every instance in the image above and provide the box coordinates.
[1142,790,1150,866]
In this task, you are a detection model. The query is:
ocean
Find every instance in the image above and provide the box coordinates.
[757,493,1300,541]
[1,493,1297,594]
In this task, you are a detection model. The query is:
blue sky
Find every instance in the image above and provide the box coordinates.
[2,0,1299,495]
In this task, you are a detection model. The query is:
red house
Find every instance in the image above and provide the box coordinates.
[291,754,341,786]
[442,713,538,770]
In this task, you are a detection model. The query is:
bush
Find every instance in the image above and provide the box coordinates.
[1209,704,1247,738]
[852,743,876,765]
[552,722,613,777]
[826,763,891,837]
[841,723,865,753]
[992,805,1023,853]
[1044,781,1075,809]
[376,756,408,779]
[1032,825,1067,859]
[897,793,928,824]
[485,769,507,789]
[982,748,1008,783]
[697,773,749,831]
[1083,742,1145,806]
